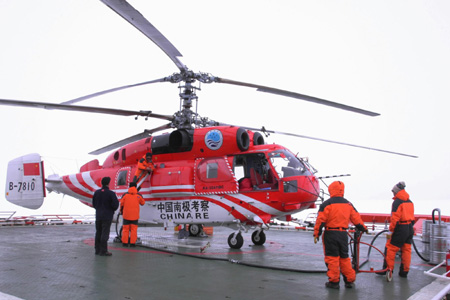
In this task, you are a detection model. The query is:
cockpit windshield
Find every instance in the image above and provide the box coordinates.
[268,149,312,178]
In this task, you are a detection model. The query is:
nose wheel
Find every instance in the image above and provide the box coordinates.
[228,232,244,249]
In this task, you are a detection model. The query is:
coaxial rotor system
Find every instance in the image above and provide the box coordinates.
[0,0,417,158]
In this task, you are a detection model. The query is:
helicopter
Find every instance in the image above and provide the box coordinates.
[1,0,417,249]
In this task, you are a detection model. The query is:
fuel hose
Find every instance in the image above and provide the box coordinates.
[138,243,327,273]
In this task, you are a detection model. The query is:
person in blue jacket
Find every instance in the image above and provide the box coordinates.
[93,177,119,256]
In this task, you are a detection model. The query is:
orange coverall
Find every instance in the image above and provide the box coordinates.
[384,189,414,276]
[314,181,367,285]
[134,155,155,183]
[120,186,145,245]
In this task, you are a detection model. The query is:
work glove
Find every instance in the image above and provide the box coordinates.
[386,231,393,239]
[314,236,319,244]
[364,228,369,234]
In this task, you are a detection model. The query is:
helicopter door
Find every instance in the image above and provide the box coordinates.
[194,157,238,195]
[114,167,132,196]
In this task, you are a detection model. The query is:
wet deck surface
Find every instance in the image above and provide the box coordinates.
[0,224,448,300]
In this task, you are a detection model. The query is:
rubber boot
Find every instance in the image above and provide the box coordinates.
[345,282,355,289]
[398,264,408,278]
[325,281,340,289]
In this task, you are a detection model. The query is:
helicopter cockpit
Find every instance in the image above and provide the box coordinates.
[268,149,312,178]
[233,153,278,191]
[232,149,312,192]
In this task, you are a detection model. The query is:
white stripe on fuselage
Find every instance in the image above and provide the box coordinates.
[81,172,99,191]
[68,174,93,196]
[229,193,284,215]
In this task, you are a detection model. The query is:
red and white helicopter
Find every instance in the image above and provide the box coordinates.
[1,0,416,249]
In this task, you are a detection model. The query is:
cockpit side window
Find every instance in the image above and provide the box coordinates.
[233,153,278,190]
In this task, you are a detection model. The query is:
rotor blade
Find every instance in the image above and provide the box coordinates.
[0,99,173,121]
[220,123,417,158]
[100,0,185,71]
[89,123,173,155]
[215,77,379,117]
[60,78,167,105]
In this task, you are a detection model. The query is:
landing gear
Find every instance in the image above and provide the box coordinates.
[188,224,203,236]
[228,232,244,249]
[251,230,266,246]
[227,229,266,249]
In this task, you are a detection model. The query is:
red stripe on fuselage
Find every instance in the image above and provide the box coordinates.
[76,173,96,193]
[196,196,248,222]
[150,188,194,194]
[222,194,275,220]
[63,176,93,199]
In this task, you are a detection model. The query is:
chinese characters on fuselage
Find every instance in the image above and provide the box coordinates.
[157,200,210,220]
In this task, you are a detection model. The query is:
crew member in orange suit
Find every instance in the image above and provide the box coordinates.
[377,181,414,278]
[133,152,155,185]
[313,181,368,289]
[120,182,145,247]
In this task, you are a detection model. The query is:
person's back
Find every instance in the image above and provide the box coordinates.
[379,181,414,278]
[93,187,119,220]
[121,186,145,221]
[313,181,367,289]
[93,177,119,256]
[120,182,145,247]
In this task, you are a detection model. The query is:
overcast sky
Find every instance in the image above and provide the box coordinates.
[1,0,449,218]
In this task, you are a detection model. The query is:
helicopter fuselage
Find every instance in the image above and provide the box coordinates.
[46,126,319,229]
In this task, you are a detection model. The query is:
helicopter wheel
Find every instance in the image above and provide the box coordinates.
[188,224,202,236]
[228,232,244,249]
[251,230,266,246]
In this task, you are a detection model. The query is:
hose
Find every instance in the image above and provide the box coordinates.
[137,243,327,274]
[412,238,429,262]
[361,228,430,263]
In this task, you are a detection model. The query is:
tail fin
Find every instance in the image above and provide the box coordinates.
[5,153,46,209]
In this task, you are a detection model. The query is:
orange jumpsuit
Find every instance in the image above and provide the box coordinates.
[133,155,155,183]
[384,189,414,276]
[314,181,367,285]
[120,186,145,245]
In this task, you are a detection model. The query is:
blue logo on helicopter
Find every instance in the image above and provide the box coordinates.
[205,129,223,150]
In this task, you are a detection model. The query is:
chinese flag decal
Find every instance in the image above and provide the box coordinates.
[23,163,40,176]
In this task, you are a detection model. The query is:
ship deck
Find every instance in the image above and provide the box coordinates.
[0,224,449,300]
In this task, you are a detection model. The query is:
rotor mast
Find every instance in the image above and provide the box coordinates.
[165,69,218,129]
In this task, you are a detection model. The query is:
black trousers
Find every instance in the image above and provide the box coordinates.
[95,219,112,254]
